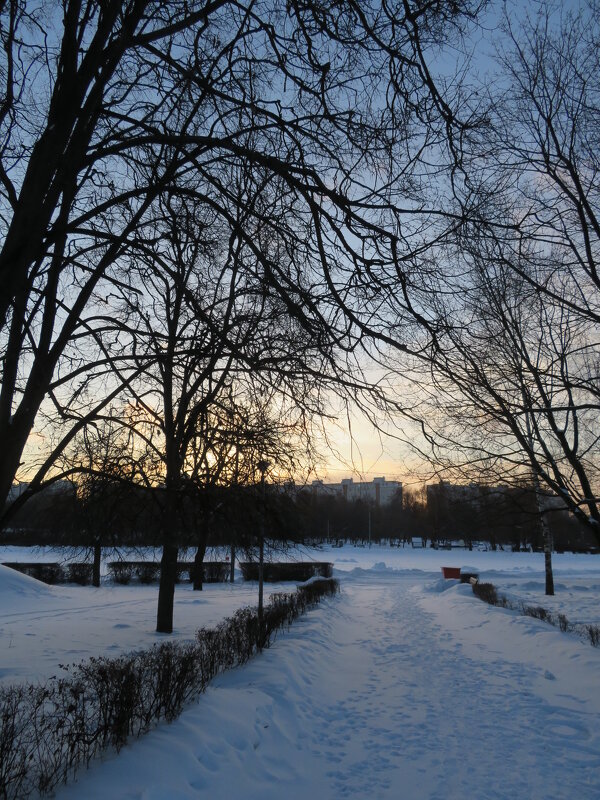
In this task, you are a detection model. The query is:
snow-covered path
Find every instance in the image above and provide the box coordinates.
[56,571,600,800]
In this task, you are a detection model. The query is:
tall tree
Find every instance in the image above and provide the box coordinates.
[336,2,600,555]
[0,0,485,514]
[434,2,600,535]
[98,186,328,631]
[68,420,139,586]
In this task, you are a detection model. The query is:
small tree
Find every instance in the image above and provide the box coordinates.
[69,422,139,586]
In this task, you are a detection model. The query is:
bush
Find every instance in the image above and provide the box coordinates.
[104,561,229,585]
[471,582,500,606]
[298,577,339,604]
[202,561,229,583]
[186,561,229,584]
[558,613,569,632]
[470,581,600,649]
[0,577,339,799]
[523,605,549,622]
[587,625,600,647]
[107,562,134,584]
[2,562,65,584]
[35,563,65,584]
[67,563,93,585]
[135,562,161,584]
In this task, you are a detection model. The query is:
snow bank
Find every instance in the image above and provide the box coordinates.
[55,567,600,800]
[0,562,54,600]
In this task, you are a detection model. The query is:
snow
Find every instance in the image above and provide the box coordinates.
[2,543,600,798]
[0,560,282,685]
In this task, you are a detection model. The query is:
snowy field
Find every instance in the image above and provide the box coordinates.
[2,543,600,798]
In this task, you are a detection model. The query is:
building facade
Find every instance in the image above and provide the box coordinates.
[310,476,402,507]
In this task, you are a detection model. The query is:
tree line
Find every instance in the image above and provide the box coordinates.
[5,477,593,557]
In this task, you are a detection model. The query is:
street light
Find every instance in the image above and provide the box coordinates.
[257,459,269,646]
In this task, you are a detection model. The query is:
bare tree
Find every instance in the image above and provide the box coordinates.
[332,3,600,568]
[91,183,331,631]
[66,420,140,586]
[185,384,317,589]
[0,0,486,517]
[430,2,600,533]
[0,1,213,506]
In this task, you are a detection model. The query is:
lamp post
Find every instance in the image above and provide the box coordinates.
[230,441,240,584]
[257,459,269,645]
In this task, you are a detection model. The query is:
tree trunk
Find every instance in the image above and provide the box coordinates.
[0,411,40,511]
[535,480,555,596]
[541,513,555,596]
[229,542,235,583]
[92,542,101,587]
[193,540,207,591]
[156,542,178,633]
[258,530,264,646]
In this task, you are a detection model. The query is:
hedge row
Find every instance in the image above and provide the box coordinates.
[471,581,600,647]
[1,562,89,585]
[0,578,339,800]
[239,561,333,582]
[107,561,229,585]
[2,561,231,586]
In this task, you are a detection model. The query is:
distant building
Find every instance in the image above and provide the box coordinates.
[426,480,567,511]
[311,476,401,507]
[6,479,75,504]
[426,481,484,508]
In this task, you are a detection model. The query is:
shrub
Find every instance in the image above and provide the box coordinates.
[587,625,600,647]
[0,686,30,797]
[523,605,549,622]
[471,582,499,606]
[35,563,65,584]
[67,563,93,585]
[186,561,229,584]
[135,562,160,584]
[558,614,569,633]
[2,562,65,584]
[470,582,600,650]
[298,577,339,605]
[107,562,134,584]
[203,561,229,583]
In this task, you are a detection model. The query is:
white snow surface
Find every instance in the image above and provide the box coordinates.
[2,544,600,798]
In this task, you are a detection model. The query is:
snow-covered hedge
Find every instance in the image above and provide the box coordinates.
[0,578,339,800]
[471,581,600,647]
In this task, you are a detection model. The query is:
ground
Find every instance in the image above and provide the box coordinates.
[1,544,600,798]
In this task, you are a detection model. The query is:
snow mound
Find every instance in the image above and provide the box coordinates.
[423,577,462,593]
[0,563,54,600]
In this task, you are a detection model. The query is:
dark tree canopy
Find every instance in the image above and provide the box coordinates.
[0,0,481,513]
